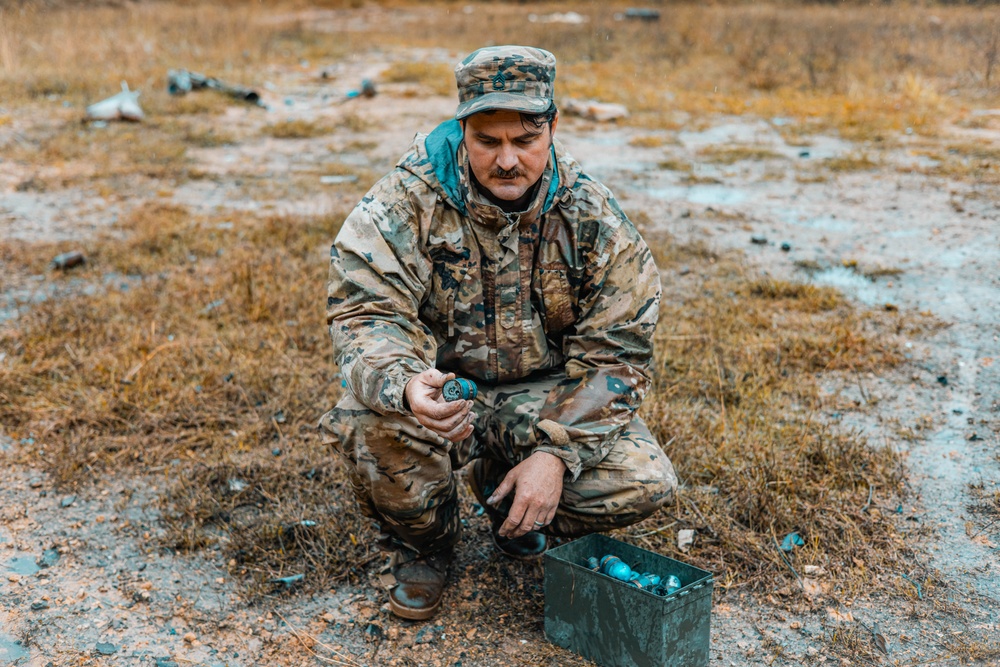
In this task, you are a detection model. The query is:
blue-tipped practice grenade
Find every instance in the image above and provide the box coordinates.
[442,377,478,402]
[585,554,682,596]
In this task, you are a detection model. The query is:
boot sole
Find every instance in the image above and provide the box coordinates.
[389,595,442,621]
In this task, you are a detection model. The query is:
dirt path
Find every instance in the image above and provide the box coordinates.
[2,48,998,666]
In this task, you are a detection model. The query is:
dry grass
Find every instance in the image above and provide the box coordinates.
[0,202,918,602]
[907,142,1000,184]
[824,152,880,172]
[380,61,454,97]
[264,119,335,139]
[618,229,915,596]
[2,1,998,141]
[697,145,786,165]
[0,0,978,621]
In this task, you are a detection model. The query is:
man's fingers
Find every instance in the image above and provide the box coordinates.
[441,415,474,442]
[487,473,515,506]
[423,396,471,420]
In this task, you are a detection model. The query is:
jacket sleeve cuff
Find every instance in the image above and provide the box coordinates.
[534,419,583,482]
[383,363,428,416]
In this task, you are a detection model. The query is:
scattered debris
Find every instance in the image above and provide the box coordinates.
[270,573,305,587]
[201,299,225,314]
[616,8,661,21]
[562,97,629,122]
[86,82,144,122]
[751,235,768,245]
[780,532,805,552]
[30,601,49,611]
[51,250,86,270]
[937,375,949,386]
[799,150,811,158]
[167,69,263,107]
[528,12,588,24]
[677,528,695,552]
[319,174,359,185]
[781,242,792,252]
[345,79,377,99]
[60,495,76,508]
[364,623,384,642]
[227,478,248,493]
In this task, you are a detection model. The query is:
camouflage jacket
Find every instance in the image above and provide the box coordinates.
[327,119,661,480]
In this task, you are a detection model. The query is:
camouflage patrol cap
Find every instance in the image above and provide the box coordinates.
[454,45,556,120]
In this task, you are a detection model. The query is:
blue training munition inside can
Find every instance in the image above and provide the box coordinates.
[442,377,478,402]
[584,554,682,595]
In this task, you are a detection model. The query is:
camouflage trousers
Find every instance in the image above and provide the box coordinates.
[320,370,677,557]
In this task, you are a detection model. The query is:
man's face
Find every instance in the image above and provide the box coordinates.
[463,109,558,202]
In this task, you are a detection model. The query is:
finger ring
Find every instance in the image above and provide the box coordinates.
[533,521,545,526]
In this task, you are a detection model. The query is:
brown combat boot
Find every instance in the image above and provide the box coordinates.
[387,548,452,621]
[468,458,547,561]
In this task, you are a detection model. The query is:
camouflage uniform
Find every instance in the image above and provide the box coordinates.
[321,51,676,558]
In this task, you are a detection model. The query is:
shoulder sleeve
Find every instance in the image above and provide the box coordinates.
[327,170,437,415]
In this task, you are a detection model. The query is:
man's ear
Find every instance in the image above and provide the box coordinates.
[549,111,559,139]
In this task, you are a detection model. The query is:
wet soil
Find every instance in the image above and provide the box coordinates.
[1,45,998,667]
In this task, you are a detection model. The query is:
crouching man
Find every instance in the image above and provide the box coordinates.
[321,45,677,620]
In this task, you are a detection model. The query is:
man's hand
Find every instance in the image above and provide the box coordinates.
[404,369,474,443]
[488,451,566,538]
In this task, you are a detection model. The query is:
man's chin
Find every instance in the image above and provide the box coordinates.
[485,182,526,202]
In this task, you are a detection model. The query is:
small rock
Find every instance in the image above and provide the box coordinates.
[95,642,118,656]
[414,625,443,645]
[936,375,948,386]
[38,548,60,569]
[677,529,695,552]
[798,150,810,158]
[183,632,197,644]
[750,235,768,245]
[60,495,76,508]
[780,242,792,252]
[30,601,49,611]
[28,478,43,489]
[272,448,282,457]
[154,658,179,667]
[364,623,383,641]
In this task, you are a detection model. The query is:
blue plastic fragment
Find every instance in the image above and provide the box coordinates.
[780,532,805,552]
[270,573,305,586]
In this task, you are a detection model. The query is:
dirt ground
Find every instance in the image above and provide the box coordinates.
[2,25,999,667]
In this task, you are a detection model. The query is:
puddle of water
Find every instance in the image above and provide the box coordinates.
[0,635,29,663]
[7,555,40,576]
[647,184,749,206]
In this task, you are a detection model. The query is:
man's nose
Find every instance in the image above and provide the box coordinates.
[496,143,518,171]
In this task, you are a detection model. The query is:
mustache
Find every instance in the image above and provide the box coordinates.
[491,166,523,179]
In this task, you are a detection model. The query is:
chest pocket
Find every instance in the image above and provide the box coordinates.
[533,263,578,334]
[425,249,472,341]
